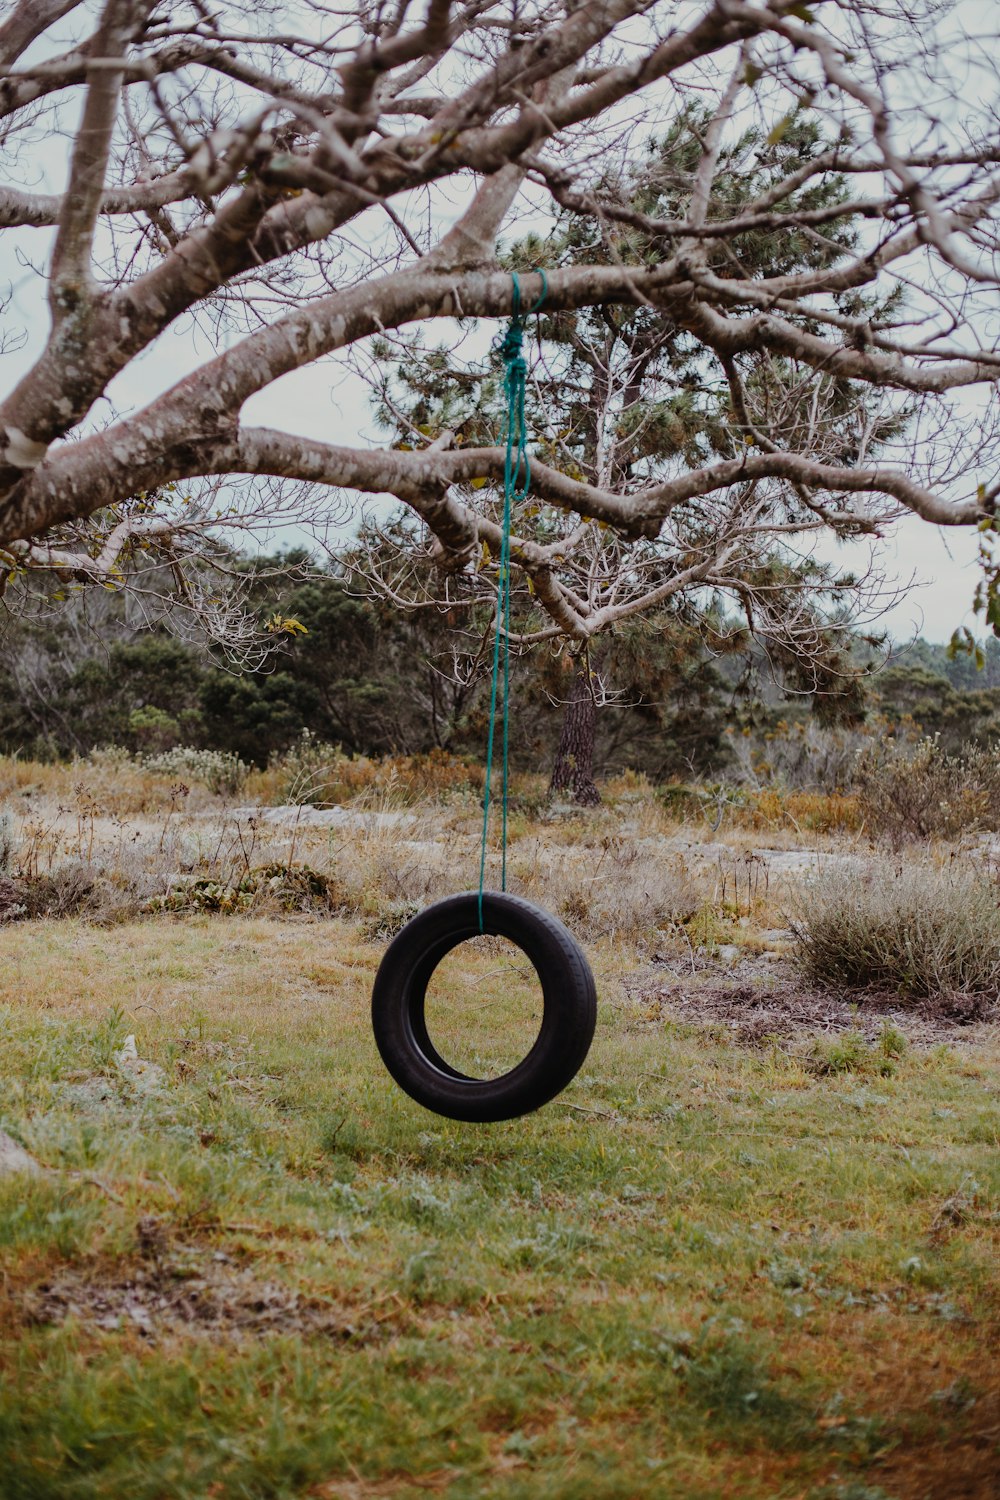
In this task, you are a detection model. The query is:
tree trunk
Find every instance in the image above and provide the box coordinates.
[550,665,601,805]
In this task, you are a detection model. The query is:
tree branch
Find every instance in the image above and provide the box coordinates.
[49,0,143,319]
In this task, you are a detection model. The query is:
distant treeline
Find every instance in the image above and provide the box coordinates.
[0,561,728,777]
[2,556,999,775]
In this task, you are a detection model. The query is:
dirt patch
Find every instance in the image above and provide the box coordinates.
[773,1310,1000,1500]
[13,1219,393,1343]
[307,1472,459,1498]
[874,1412,1000,1500]
[844,1327,1000,1500]
[637,960,1000,1047]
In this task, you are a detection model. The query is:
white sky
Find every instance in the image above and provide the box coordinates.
[823,514,980,645]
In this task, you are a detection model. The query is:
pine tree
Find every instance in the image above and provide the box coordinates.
[365,112,907,800]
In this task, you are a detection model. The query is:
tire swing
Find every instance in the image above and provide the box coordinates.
[372,273,598,1122]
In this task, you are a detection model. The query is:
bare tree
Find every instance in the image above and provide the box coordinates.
[1,0,999,661]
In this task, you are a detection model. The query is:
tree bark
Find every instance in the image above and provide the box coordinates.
[550,665,601,805]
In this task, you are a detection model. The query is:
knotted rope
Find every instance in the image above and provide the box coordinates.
[478,269,548,931]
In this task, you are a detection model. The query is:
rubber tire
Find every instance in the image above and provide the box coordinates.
[371,892,597,1122]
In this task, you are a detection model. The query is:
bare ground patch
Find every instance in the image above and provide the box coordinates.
[11,1220,399,1344]
[633,957,1000,1047]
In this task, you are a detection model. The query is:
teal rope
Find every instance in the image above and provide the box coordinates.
[478,270,547,931]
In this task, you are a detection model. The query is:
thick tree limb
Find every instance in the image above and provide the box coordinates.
[0,0,81,70]
[49,0,141,317]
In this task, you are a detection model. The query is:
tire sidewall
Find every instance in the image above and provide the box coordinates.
[370,892,597,1122]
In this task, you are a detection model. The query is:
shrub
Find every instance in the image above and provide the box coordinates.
[657,781,739,825]
[0,807,14,873]
[13,863,150,925]
[128,705,182,754]
[726,719,875,793]
[790,861,1000,999]
[69,747,215,816]
[269,731,480,807]
[360,901,421,941]
[143,746,249,797]
[855,737,1000,846]
[147,862,347,917]
[0,875,26,922]
[269,728,346,805]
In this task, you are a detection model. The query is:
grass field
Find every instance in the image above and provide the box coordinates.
[1,904,998,1499]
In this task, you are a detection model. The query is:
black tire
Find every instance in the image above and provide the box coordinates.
[371,891,597,1122]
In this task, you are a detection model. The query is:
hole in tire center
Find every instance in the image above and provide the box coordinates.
[422,934,544,1081]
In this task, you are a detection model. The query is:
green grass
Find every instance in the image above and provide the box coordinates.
[0,917,998,1499]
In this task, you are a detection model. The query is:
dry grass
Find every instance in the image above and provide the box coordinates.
[9,750,1000,1008]
[245,736,483,808]
[658,781,865,838]
[737,787,863,834]
[0,755,710,943]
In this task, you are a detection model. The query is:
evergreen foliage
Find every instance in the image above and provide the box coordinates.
[2,552,999,778]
